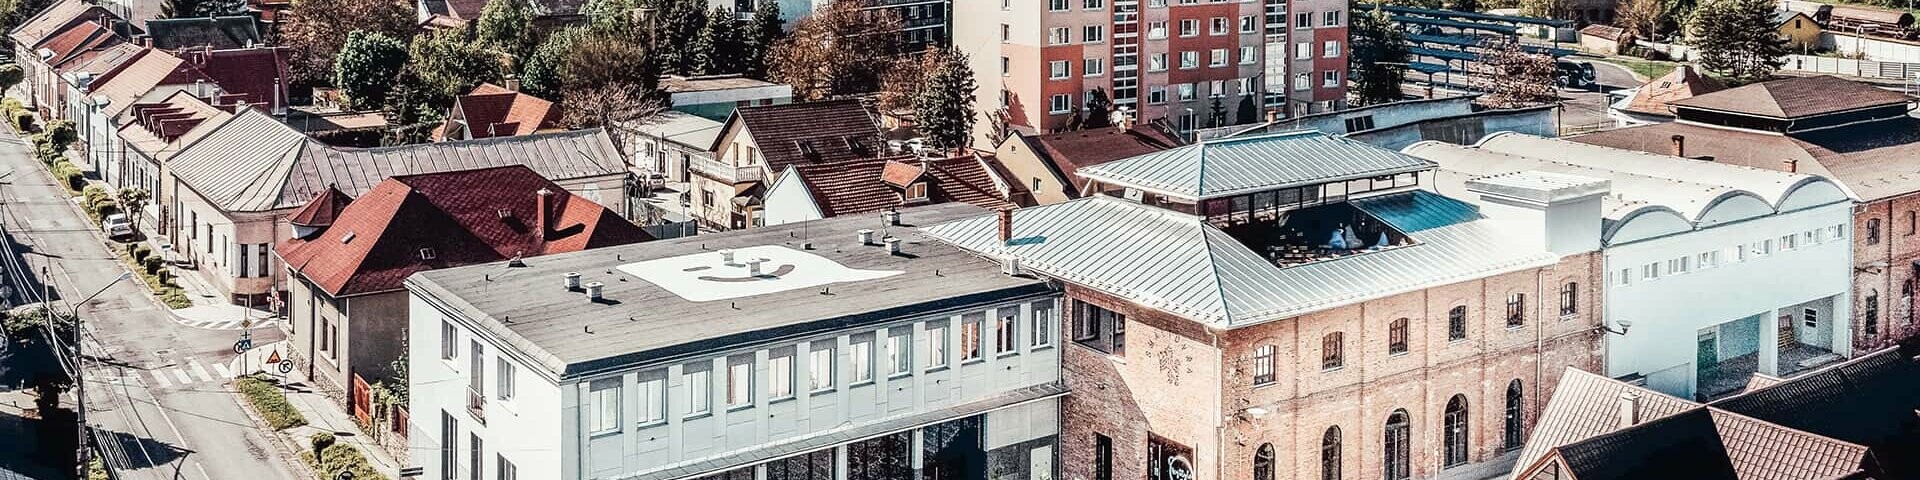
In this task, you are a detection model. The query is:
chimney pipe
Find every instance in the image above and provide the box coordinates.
[746,258,766,276]
[584,281,604,300]
[883,236,901,255]
[720,248,736,265]
[1669,134,1686,158]
[858,229,875,245]
[535,188,554,238]
[563,271,581,290]
[1266,109,1280,124]
[997,207,1015,245]
[883,209,900,226]
[1617,391,1641,428]
[1783,158,1799,173]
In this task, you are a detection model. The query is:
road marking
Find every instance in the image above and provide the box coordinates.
[172,368,192,385]
[212,362,233,379]
[187,359,212,382]
[150,370,171,388]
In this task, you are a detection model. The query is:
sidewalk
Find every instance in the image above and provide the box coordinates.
[234,341,402,479]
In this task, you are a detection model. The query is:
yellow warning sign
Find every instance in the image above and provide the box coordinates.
[266,350,281,365]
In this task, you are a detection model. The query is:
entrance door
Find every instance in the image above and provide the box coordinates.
[1778,313,1797,350]
[1697,333,1718,369]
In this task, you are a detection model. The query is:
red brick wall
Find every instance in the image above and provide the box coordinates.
[1850,196,1920,353]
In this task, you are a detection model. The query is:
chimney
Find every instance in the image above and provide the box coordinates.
[193,79,206,99]
[857,229,875,245]
[584,281,604,301]
[534,188,555,239]
[272,76,283,115]
[882,209,900,226]
[746,258,766,276]
[1669,134,1686,158]
[1783,158,1799,173]
[505,78,521,91]
[720,248,736,265]
[997,207,1015,245]
[563,272,581,290]
[1266,109,1280,124]
[883,236,901,255]
[1617,391,1641,428]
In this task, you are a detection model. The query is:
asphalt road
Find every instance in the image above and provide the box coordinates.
[0,129,295,479]
[1557,61,1642,134]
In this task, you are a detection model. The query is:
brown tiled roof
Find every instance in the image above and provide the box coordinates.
[288,185,351,228]
[1511,368,1700,478]
[722,99,884,170]
[790,155,1020,218]
[1580,24,1629,41]
[1570,117,1920,202]
[277,165,651,296]
[1669,75,1912,119]
[1623,65,1726,117]
[439,83,561,140]
[39,21,121,68]
[1019,124,1184,193]
[9,0,115,48]
[879,160,923,188]
[182,46,291,112]
[87,48,211,118]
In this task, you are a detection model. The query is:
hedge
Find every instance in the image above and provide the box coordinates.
[236,374,307,430]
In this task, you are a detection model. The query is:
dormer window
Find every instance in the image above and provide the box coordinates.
[905,183,928,200]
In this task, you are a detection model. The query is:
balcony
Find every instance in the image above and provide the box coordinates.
[689,155,765,184]
[467,388,486,424]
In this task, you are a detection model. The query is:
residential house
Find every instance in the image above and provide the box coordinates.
[116,90,235,225]
[1572,75,1920,357]
[140,15,262,51]
[926,130,1605,480]
[406,203,1064,480]
[1510,344,1920,480]
[277,165,651,417]
[1407,133,1854,400]
[661,75,793,122]
[8,0,128,114]
[992,121,1183,205]
[695,99,886,230]
[760,154,1027,225]
[1209,94,1558,150]
[162,109,632,305]
[1776,10,1822,53]
[619,110,724,183]
[433,83,563,141]
[1605,65,1726,127]
[69,47,212,187]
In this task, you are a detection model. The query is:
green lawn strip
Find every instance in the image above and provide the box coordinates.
[300,443,390,480]
[236,374,308,430]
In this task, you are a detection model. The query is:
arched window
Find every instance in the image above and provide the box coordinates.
[1384,410,1410,480]
[1447,305,1467,341]
[1253,443,1275,480]
[1253,344,1276,385]
[1444,395,1469,468]
[1504,380,1524,451]
[1321,332,1344,370]
[1321,426,1342,480]
[1387,318,1409,355]
[1867,290,1881,337]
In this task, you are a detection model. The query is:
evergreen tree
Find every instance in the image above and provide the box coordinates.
[1349,6,1409,106]
[646,0,708,75]
[520,27,583,99]
[912,48,977,151]
[1207,97,1226,128]
[580,0,642,34]
[744,0,784,78]
[1083,88,1114,129]
[477,0,537,64]
[333,30,409,110]
[1687,0,1787,82]
[692,6,746,74]
[282,0,415,84]
[404,29,506,105]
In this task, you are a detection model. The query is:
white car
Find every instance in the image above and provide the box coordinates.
[101,213,132,239]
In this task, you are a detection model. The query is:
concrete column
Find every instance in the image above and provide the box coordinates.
[1831,293,1854,357]
[834,443,849,480]
[911,428,926,472]
[1759,309,1781,376]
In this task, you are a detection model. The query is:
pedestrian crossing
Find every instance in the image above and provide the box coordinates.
[95,357,243,389]
[176,316,277,331]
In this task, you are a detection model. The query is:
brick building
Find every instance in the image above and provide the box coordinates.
[927,130,1604,480]
[954,0,1346,141]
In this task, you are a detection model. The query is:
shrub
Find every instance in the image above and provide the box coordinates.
[131,244,151,261]
[12,110,31,131]
[142,255,162,275]
[44,120,75,147]
[310,441,388,480]
[310,431,336,457]
[160,289,190,308]
[235,374,307,430]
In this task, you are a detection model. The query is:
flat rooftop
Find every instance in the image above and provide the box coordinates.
[407,203,1049,379]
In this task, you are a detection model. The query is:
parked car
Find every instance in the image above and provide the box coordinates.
[101,213,132,239]
[1556,60,1597,89]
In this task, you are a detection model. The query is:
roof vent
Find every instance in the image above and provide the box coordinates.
[1001,255,1023,277]
[340,231,356,244]
[1617,391,1641,428]
[858,229,875,245]
[508,254,526,267]
[882,209,900,226]
[883,236,901,255]
[418,247,436,260]
[584,281,604,301]
[563,272,581,290]
[497,208,513,219]
[720,248,736,266]
[746,258,767,277]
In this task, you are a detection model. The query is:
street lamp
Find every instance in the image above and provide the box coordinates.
[66,270,132,480]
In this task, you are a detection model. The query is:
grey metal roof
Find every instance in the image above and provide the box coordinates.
[1076,130,1437,201]
[167,109,628,212]
[923,193,1558,327]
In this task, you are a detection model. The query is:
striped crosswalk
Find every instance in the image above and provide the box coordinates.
[176,317,277,331]
[96,357,241,389]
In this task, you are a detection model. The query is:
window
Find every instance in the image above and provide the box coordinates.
[1235,77,1253,95]
[1388,318,1409,354]
[1779,234,1798,251]
[441,320,458,360]
[927,323,950,369]
[1252,344,1276,385]
[1240,15,1257,33]
[1322,70,1338,87]
[1614,267,1632,286]
[1180,19,1198,36]
[1149,86,1167,104]
[888,332,912,376]
[1253,443,1275,480]
[1294,12,1310,29]
[1384,410,1410,480]
[1294,73,1309,91]
[637,374,663,425]
[1049,0,1067,10]
[1073,301,1127,355]
[1049,27,1071,44]
[1085,0,1102,8]
[1180,51,1199,69]
[1805,307,1818,328]
[1149,53,1168,72]
[237,244,250,277]
[1868,219,1882,245]
[470,434,483,480]
[809,344,834,391]
[497,454,517,480]
[1210,17,1228,35]
[1697,251,1719,270]
[727,357,754,406]
[440,412,456,480]
[1559,282,1578,317]
[1001,24,1010,42]
[996,308,1019,354]
[961,314,984,361]
[1505,293,1525,327]
[1001,56,1009,76]
[1148,21,1168,38]
[1031,301,1054,347]
[1179,83,1196,101]
[588,379,619,434]
[1050,94,1072,114]
[1322,332,1344,370]
[1752,239,1773,257]
[1210,48,1228,67]
[1444,395,1469,467]
[1867,290,1880,336]
[1323,10,1339,26]
[1910,211,1916,235]
[1084,58,1105,76]
[1448,305,1467,341]
[1239,46,1257,65]
[1505,380,1524,450]
[1669,257,1690,275]
[1049,60,1070,79]
[684,367,711,415]
[852,339,873,383]
[496,357,515,401]
[1320,427,1342,480]
[1830,224,1846,241]
[1295,42,1311,59]
[769,351,794,398]
[1323,40,1339,57]
[1094,434,1114,480]
[1084,25,1104,43]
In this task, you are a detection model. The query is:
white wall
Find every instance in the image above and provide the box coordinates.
[761,169,824,227]
[409,293,565,480]
[1601,201,1853,398]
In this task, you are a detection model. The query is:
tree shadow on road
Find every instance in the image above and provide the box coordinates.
[94,426,192,470]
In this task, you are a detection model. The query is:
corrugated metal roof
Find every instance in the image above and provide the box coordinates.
[168,109,628,212]
[924,192,1557,327]
[1077,130,1436,201]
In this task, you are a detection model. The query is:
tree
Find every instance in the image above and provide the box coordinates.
[580,0,643,34]
[1475,39,1557,108]
[0,64,21,94]
[1083,88,1113,128]
[744,0,784,78]
[283,0,415,84]
[911,48,976,150]
[1348,6,1408,107]
[562,33,667,129]
[1207,97,1227,128]
[1443,0,1479,11]
[647,0,710,75]
[982,107,1014,146]
[1617,0,1665,41]
[477,0,538,64]
[768,0,904,100]
[405,29,507,104]
[116,187,149,231]
[692,6,746,75]
[333,30,409,110]
[1687,0,1787,82]
[1519,0,1571,19]
[164,0,244,17]
[520,27,584,99]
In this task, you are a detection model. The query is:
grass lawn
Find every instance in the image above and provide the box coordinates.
[236,374,308,430]
[1605,57,1680,81]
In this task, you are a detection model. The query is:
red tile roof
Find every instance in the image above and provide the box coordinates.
[438,83,561,140]
[1623,65,1726,117]
[39,21,122,68]
[1018,124,1185,192]
[181,46,291,112]
[288,185,351,228]
[790,155,1021,218]
[10,1,117,49]
[723,99,884,170]
[277,165,652,296]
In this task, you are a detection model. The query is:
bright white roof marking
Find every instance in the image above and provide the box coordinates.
[617,245,903,302]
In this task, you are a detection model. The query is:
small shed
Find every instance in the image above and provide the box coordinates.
[1579,24,1631,55]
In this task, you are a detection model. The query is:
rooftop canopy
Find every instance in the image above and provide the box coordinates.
[1076,130,1437,202]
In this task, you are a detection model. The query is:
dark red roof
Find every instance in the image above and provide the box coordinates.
[288,185,351,228]
[182,46,291,112]
[277,165,652,296]
[438,83,561,140]
[791,155,1021,218]
[1020,124,1184,192]
[723,99,884,170]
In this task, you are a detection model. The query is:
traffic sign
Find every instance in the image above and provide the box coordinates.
[266,350,281,365]
[278,359,294,374]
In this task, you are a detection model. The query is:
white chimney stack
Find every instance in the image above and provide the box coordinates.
[883,236,901,255]
[584,281,605,301]
[747,258,767,276]
[858,229,875,245]
[720,248,736,265]
[563,272,581,290]
[1617,391,1641,428]
[883,209,900,226]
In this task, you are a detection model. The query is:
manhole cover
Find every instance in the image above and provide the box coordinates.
[153,349,173,356]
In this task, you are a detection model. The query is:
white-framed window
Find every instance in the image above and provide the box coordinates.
[1050,94,1072,113]
[1323,10,1339,26]
[1236,77,1253,95]
[1149,53,1168,71]
[1085,58,1106,76]
[1828,224,1845,240]
[769,352,794,398]
[1803,229,1819,245]
[1148,86,1167,104]
[1322,70,1338,87]
[1209,79,1226,97]
[1779,234,1798,250]
[1049,0,1068,10]
[440,320,458,361]
[726,359,753,407]
[1084,25,1105,43]
[927,323,950,369]
[809,344,835,391]
[1001,56,1010,76]
[587,379,619,434]
[1031,301,1054,348]
[851,339,874,383]
[1210,48,1228,67]
[1239,46,1257,64]
[1294,12,1310,29]
[498,454,517,480]
[889,332,912,376]
[1179,19,1199,36]
[961,315,984,362]
[1641,263,1660,281]
[1085,0,1103,8]
[1293,73,1310,91]
[1240,15,1257,33]
[1294,42,1310,59]
[637,374,664,425]
[1149,0,1165,6]
[1210,17,1228,35]
[1751,239,1773,258]
[1697,250,1719,270]
[496,357,515,401]
[1049,60,1070,79]
[1613,268,1631,286]
[1667,257,1690,275]
[1049,27,1071,44]
[1148,21,1168,38]
[684,367,711,415]
[1180,51,1199,69]
[1001,24,1010,42]
[1179,83,1196,101]
[996,307,1020,354]
[1323,40,1340,58]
